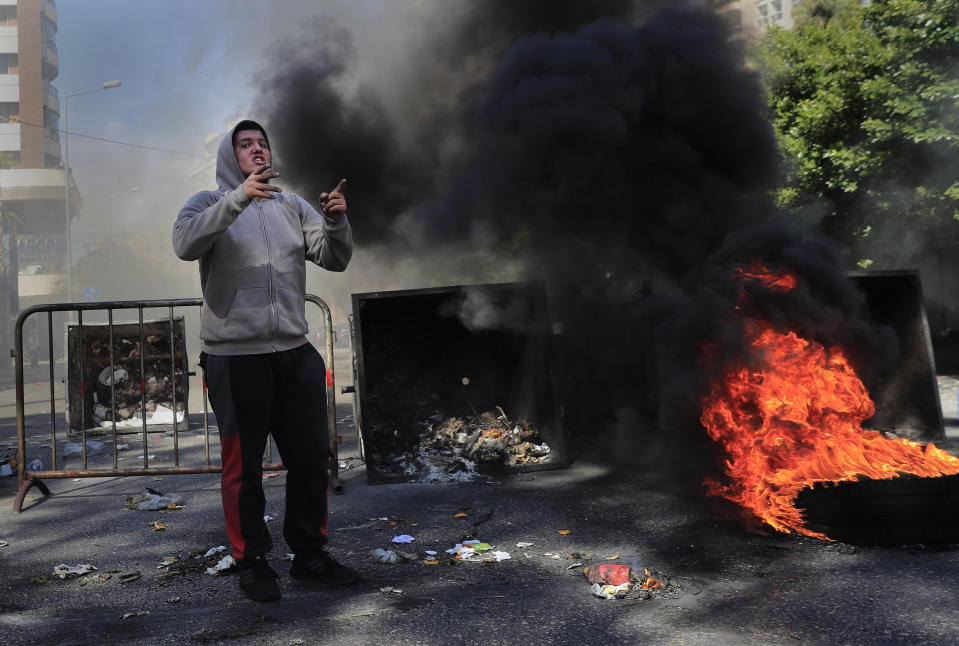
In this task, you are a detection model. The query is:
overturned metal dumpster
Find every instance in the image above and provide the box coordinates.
[351,282,566,484]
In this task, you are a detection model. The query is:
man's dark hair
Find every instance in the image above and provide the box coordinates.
[232,120,270,148]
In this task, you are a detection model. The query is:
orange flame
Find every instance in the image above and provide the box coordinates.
[700,262,959,540]
[639,568,664,589]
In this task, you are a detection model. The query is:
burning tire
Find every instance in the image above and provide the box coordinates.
[794,474,959,545]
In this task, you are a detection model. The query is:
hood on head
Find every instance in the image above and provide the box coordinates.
[215,119,270,191]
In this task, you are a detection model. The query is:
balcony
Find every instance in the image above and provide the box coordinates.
[0,73,18,102]
[0,121,18,152]
[44,85,60,115]
[43,0,57,29]
[0,167,75,203]
[0,24,16,55]
[44,128,60,160]
[42,43,58,81]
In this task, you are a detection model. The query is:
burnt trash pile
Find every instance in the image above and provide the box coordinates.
[67,319,189,433]
[386,408,553,482]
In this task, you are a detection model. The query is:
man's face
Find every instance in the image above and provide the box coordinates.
[233,129,271,177]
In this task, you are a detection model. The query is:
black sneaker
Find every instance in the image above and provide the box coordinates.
[290,549,358,585]
[237,555,281,602]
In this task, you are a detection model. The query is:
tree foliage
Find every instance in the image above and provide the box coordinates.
[759,0,959,265]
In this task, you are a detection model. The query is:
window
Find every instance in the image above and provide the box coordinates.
[0,54,17,74]
[0,103,16,120]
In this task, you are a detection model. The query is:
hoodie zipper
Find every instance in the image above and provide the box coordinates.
[254,199,278,346]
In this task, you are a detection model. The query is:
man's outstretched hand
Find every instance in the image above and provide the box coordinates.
[242,164,283,200]
[319,179,347,222]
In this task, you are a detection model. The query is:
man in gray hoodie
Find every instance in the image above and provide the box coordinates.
[173,120,356,602]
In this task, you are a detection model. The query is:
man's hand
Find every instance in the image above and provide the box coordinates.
[242,164,283,200]
[319,178,347,222]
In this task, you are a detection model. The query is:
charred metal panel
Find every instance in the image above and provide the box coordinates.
[850,270,944,442]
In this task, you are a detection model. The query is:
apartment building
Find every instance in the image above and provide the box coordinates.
[711,0,805,37]
[0,0,71,302]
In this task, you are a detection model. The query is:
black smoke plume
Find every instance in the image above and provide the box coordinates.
[251,1,900,479]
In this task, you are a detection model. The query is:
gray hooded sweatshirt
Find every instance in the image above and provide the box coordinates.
[172,122,353,355]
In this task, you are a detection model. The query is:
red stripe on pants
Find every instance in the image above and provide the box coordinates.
[220,434,247,560]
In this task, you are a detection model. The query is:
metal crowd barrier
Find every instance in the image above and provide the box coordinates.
[12,294,340,513]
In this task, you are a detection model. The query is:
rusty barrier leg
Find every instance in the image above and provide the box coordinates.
[306,294,342,494]
[12,294,341,512]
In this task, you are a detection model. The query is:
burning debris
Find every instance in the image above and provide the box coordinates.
[583,563,669,601]
[380,408,552,482]
[699,261,959,540]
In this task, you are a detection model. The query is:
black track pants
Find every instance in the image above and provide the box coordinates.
[201,343,330,560]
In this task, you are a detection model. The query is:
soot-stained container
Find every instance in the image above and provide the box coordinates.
[350,282,566,484]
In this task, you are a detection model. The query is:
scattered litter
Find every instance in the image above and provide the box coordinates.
[149,521,168,531]
[127,491,183,511]
[262,472,281,480]
[391,534,415,544]
[516,542,533,548]
[199,546,227,558]
[282,553,295,561]
[584,564,632,586]
[567,562,583,570]
[605,554,620,560]
[445,541,508,563]
[116,443,129,450]
[372,548,417,564]
[454,512,469,518]
[0,540,8,547]
[167,596,181,604]
[63,440,105,456]
[264,514,275,522]
[205,555,235,575]
[28,458,42,470]
[72,478,81,482]
[591,582,632,600]
[424,550,437,556]
[422,559,439,565]
[78,572,112,585]
[557,530,570,535]
[120,611,149,620]
[380,586,403,596]
[118,572,142,584]
[53,564,97,579]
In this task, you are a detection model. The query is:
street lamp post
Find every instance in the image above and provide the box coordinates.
[63,80,121,302]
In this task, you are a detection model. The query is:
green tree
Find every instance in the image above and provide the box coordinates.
[759,0,959,267]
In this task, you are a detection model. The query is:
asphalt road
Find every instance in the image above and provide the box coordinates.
[1,362,959,645]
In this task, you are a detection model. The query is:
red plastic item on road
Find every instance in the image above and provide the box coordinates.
[583,563,632,586]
